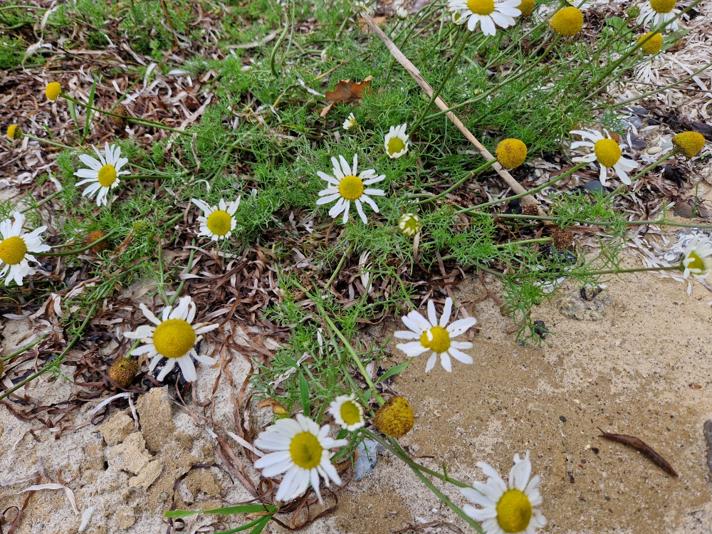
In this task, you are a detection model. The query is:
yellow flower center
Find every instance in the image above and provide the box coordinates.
[6,124,18,140]
[419,326,451,354]
[373,396,415,438]
[673,131,705,158]
[518,0,536,16]
[152,319,196,358]
[496,489,533,533]
[637,32,663,55]
[549,6,583,36]
[97,164,118,187]
[45,81,61,101]
[338,175,365,201]
[594,138,622,168]
[0,236,27,265]
[650,0,675,13]
[206,210,233,236]
[340,400,362,426]
[496,138,528,169]
[387,137,406,156]
[685,251,706,273]
[467,0,495,15]
[289,431,323,469]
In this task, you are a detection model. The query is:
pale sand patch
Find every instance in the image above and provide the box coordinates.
[325,271,712,534]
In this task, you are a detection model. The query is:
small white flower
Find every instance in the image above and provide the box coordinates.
[0,211,49,286]
[399,213,422,237]
[124,296,219,382]
[191,197,240,240]
[461,451,547,534]
[396,6,409,18]
[570,129,638,186]
[384,123,410,159]
[342,112,357,131]
[328,394,365,431]
[254,414,348,502]
[681,238,712,279]
[395,297,477,373]
[448,0,521,36]
[637,0,679,32]
[316,154,386,224]
[74,143,129,206]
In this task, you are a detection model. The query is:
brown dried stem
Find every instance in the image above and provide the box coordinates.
[362,14,539,209]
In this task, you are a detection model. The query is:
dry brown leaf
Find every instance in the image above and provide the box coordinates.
[358,16,387,33]
[320,76,373,117]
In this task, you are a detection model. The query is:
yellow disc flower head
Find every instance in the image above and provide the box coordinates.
[495,138,528,169]
[637,32,663,54]
[549,6,583,36]
[650,0,676,13]
[45,81,62,101]
[673,131,706,158]
[374,396,414,438]
[6,124,19,140]
[518,0,536,16]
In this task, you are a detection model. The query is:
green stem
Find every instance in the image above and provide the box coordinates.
[21,190,62,213]
[38,230,118,257]
[295,280,384,405]
[168,244,196,306]
[484,212,712,229]
[62,95,191,136]
[586,265,681,276]
[416,160,495,204]
[325,244,353,287]
[425,35,558,124]
[458,162,586,213]
[321,313,384,405]
[1,335,46,362]
[364,430,484,533]
[411,31,469,132]
[0,301,99,401]
[494,237,552,248]
[22,133,73,151]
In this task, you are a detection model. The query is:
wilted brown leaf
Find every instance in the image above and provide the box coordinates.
[320,75,373,117]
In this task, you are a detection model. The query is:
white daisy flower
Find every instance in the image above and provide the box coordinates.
[448,0,521,36]
[316,154,386,224]
[637,0,679,32]
[395,297,477,373]
[342,112,357,131]
[74,143,129,206]
[681,238,712,280]
[124,296,219,382]
[328,394,365,431]
[570,129,639,186]
[384,123,410,159]
[191,197,240,241]
[0,211,49,286]
[461,451,547,534]
[254,414,348,503]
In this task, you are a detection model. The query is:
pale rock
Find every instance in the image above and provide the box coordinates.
[106,432,151,475]
[128,459,163,490]
[136,387,175,453]
[115,505,136,529]
[98,411,134,446]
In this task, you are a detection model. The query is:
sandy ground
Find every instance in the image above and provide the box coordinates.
[2,259,711,533]
[325,269,712,534]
